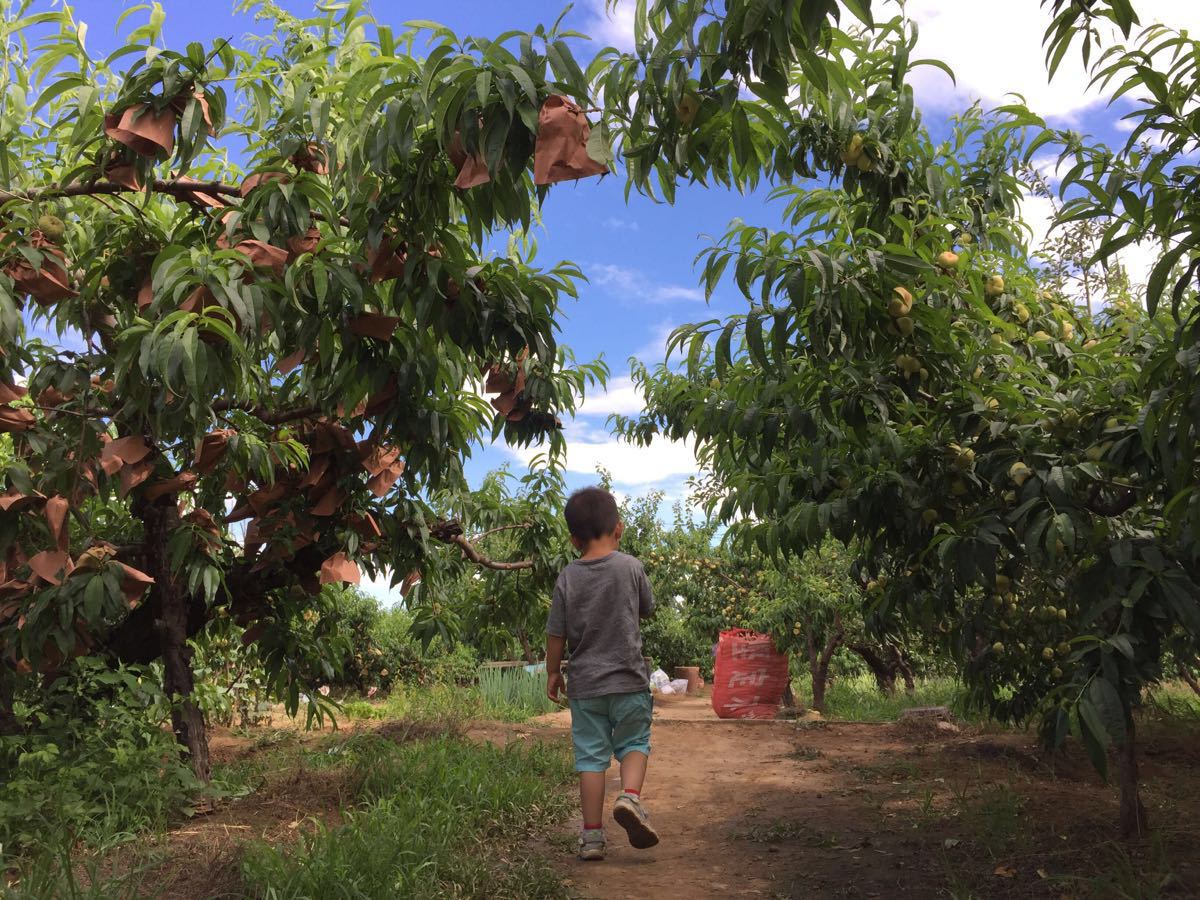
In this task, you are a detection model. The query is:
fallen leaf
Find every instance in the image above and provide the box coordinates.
[993,865,1017,879]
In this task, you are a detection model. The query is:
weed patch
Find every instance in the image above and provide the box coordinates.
[240,736,574,898]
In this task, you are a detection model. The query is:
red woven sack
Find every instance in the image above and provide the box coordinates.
[711,629,790,720]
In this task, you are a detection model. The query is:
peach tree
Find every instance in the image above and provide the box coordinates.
[0,1,611,779]
[610,2,1199,837]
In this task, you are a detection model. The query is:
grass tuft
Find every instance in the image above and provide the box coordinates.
[240,736,574,898]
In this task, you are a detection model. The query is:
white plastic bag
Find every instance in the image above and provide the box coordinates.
[668,678,689,695]
[649,668,671,692]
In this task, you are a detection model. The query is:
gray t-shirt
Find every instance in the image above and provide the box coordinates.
[547,551,655,699]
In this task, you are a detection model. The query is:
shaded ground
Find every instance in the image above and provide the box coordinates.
[93,694,1200,898]
[540,693,1200,899]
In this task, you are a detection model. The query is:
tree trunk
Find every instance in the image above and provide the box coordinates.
[0,668,19,738]
[517,629,536,665]
[138,494,211,783]
[810,664,828,713]
[896,649,916,694]
[1118,713,1147,839]
[1179,663,1200,697]
[782,679,797,707]
[807,619,844,714]
[848,642,898,694]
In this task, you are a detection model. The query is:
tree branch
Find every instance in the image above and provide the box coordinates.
[446,533,534,571]
[0,179,241,204]
[212,400,321,426]
[0,179,351,225]
[469,522,533,541]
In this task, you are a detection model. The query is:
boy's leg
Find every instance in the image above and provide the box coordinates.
[619,749,648,795]
[569,696,615,860]
[610,692,659,849]
[580,771,606,827]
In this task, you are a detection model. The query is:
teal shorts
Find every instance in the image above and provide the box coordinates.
[568,691,653,772]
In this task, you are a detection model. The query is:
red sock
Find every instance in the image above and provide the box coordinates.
[623,788,640,797]
[583,822,602,830]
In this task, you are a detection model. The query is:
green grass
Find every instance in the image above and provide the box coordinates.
[240,736,574,899]
[477,667,558,721]
[791,673,974,722]
[340,670,557,726]
[1144,680,1200,722]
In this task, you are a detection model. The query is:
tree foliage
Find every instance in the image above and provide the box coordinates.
[0,0,613,777]
[611,1,1200,837]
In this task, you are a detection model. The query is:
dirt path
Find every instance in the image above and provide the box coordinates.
[88,695,1200,898]
[531,693,1200,899]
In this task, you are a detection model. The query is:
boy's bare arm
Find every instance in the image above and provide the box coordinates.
[546,633,566,701]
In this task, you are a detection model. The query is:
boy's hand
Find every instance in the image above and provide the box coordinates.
[547,672,565,703]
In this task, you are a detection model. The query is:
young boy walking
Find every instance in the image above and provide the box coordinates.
[546,486,659,861]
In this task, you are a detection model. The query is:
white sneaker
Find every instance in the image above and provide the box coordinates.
[578,827,606,861]
[613,792,660,849]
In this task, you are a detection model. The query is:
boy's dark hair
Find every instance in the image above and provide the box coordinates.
[564,487,619,542]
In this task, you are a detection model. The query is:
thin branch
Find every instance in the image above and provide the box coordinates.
[0,179,241,204]
[446,533,533,571]
[469,522,533,540]
[211,400,320,426]
[29,404,108,419]
[0,179,350,226]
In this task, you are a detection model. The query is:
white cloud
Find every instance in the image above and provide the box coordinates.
[633,319,690,365]
[582,0,636,50]
[509,433,700,486]
[1019,191,1158,299]
[589,263,705,304]
[904,1,1200,120]
[577,374,649,418]
[603,216,640,231]
[359,568,408,609]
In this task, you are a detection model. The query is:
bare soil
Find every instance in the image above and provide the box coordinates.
[97,695,1200,899]
[532,693,1200,899]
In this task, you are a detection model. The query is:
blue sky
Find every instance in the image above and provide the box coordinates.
[34,0,1200,600]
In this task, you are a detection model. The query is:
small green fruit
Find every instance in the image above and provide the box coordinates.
[896,316,915,337]
[985,274,1005,297]
[992,641,1005,654]
[37,214,65,241]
